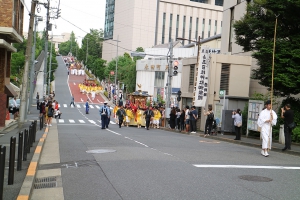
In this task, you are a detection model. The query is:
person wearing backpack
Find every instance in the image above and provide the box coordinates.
[47,103,54,126]
[204,107,214,137]
[116,105,127,128]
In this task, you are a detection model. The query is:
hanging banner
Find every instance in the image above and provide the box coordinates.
[194,46,210,107]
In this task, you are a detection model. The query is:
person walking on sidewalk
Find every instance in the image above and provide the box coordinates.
[232,109,242,140]
[36,92,40,110]
[70,94,75,107]
[47,103,54,126]
[257,100,278,157]
[99,101,110,129]
[116,105,126,128]
[185,106,190,133]
[85,99,90,114]
[281,104,294,151]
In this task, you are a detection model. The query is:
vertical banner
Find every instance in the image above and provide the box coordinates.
[194,46,210,107]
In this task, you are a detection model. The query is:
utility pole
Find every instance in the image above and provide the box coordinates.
[43,0,50,97]
[19,1,37,124]
[165,40,173,127]
[48,33,53,95]
[114,35,120,105]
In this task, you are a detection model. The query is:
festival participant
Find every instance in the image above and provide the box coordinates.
[257,100,278,157]
[153,106,161,129]
[113,105,119,124]
[125,107,133,127]
[136,109,143,128]
[116,105,126,128]
[143,106,154,130]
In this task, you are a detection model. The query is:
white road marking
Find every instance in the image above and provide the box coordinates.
[95,105,100,109]
[88,120,96,124]
[63,104,67,107]
[106,129,121,136]
[0,134,4,136]
[69,119,75,123]
[110,121,116,125]
[98,120,102,123]
[58,119,64,123]
[76,104,81,108]
[193,165,300,170]
[78,120,85,123]
[90,105,94,109]
[97,99,101,104]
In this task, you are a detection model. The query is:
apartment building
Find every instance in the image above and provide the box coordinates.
[0,0,24,126]
[102,0,224,62]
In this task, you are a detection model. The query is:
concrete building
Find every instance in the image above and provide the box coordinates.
[221,0,268,96]
[103,0,224,62]
[0,0,24,126]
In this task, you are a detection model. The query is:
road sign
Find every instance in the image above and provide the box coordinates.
[110,71,114,75]
[219,90,225,97]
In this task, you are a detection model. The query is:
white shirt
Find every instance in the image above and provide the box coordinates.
[232,113,242,126]
[12,99,17,107]
[185,109,190,119]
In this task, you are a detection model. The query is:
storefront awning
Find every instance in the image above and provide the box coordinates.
[5,84,17,97]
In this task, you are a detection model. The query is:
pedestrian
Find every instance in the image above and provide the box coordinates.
[36,92,40,110]
[52,91,55,98]
[12,97,19,120]
[185,106,190,132]
[232,109,242,140]
[70,94,75,107]
[153,106,161,129]
[85,99,89,114]
[281,104,294,151]
[180,109,185,132]
[39,101,45,118]
[203,107,214,137]
[189,106,198,133]
[143,106,154,130]
[99,101,110,129]
[47,103,54,126]
[54,108,62,119]
[176,108,181,130]
[116,105,126,128]
[257,100,278,157]
[169,108,176,130]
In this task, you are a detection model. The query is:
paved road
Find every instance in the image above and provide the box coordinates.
[32,56,300,200]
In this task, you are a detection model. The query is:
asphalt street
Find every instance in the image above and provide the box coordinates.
[34,56,300,200]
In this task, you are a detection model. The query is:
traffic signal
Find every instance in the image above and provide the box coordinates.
[173,60,179,76]
[177,90,181,102]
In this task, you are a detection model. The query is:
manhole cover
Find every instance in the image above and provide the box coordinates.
[86,149,116,154]
[239,175,273,182]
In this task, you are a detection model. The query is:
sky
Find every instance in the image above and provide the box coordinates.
[23,0,106,44]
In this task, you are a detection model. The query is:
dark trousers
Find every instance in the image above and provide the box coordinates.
[108,117,110,126]
[284,124,292,149]
[180,119,185,131]
[55,114,61,119]
[70,101,75,106]
[234,126,241,140]
[190,120,196,132]
[146,119,151,129]
[119,118,123,128]
[205,120,213,135]
[37,101,40,110]
[101,115,108,129]
[177,118,181,130]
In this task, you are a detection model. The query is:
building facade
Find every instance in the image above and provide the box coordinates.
[0,0,24,126]
[103,0,224,62]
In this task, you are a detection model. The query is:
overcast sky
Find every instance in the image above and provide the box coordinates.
[24,0,106,42]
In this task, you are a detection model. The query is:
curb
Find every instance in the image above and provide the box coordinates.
[0,120,18,132]
[16,127,49,200]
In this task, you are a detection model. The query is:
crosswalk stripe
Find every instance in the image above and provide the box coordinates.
[58,104,61,108]
[69,119,75,123]
[58,119,64,123]
[79,120,85,123]
[95,105,100,109]
[88,120,96,124]
[63,104,67,107]
[76,104,81,108]
[90,105,94,109]
[110,121,116,125]
[98,120,101,123]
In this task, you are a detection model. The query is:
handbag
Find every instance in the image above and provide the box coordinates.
[237,122,242,127]
[288,122,297,130]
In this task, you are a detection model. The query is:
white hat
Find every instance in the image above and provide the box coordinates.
[104,101,108,104]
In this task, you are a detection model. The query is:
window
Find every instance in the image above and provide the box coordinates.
[182,16,186,45]
[189,17,192,43]
[154,71,165,87]
[104,0,115,39]
[220,64,230,94]
[214,20,217,35]
[228,8,234,52]
[13,0,18,28]
[189,65,195,92]
[169,14,173,42]
[195,17,199,39]
[202,19,205,39]
[190,0,208,3]
[162,13,166,44]
[176,15,179,40]
[215,0,224,6]
[208,19,211,37]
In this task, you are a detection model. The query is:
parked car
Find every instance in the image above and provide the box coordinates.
[8,98,20,113]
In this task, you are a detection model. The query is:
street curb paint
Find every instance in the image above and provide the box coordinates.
[17,127,49,200]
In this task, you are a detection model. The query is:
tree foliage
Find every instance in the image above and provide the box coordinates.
[233,0,300,96]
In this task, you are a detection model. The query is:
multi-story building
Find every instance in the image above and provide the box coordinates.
[0,0,24,127]
[103,0,224,62]
[221,0,268,96]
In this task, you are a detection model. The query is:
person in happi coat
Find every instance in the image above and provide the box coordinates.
[257,100,278,157]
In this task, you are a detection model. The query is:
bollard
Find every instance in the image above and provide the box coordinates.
[34,120,37,142]
[40,116,42,130]
[17,132,23,171]
[23,129,29,159]
[29,125,33,147]
[0,145,6,200]
[8,137,16,185]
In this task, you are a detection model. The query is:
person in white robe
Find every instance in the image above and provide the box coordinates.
[257,100,277,157]
[91,91,96,100]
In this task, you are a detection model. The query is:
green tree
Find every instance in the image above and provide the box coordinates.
[234,0,300,96]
